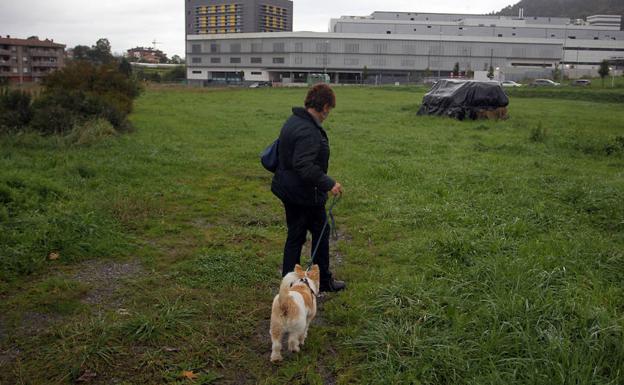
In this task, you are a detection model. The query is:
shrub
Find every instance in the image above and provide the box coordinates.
[29,104,76,135]
[65,119,117,146]
[0,88,33,131]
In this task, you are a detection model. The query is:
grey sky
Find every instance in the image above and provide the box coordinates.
[0,0,516,58]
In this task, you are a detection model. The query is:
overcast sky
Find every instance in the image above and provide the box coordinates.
[0,0,516,58]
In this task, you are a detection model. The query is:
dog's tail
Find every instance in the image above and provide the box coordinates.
[277,284,291,317]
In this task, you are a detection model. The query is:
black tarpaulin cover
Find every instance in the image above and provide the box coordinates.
[417,80,509,120]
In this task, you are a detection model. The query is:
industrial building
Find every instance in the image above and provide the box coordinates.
[0,35,66,84]
[185,9,624,85]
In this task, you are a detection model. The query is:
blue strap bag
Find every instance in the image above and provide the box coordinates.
[260,139,279,172]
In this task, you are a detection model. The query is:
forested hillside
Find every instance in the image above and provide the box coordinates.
[495,0,624,25]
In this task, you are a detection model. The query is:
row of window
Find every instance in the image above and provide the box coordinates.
[194,56,285,64]
[193,42,559,57]
[192,56,503,67]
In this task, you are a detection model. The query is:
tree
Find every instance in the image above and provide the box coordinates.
[72,45,91,61]
[552,64,561,82]
[91,38,114,64]
[362,65,369,83]
[118,57,132,77]
[170,55,184,64]
[452,62,460,77]
[598,60,610,87]
[487,65,495,80]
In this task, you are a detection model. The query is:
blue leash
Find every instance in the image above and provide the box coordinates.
[308,195,341,270]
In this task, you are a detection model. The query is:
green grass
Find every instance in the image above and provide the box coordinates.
[1,85,623,384]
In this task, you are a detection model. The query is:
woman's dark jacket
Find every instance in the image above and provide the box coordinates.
[271,107,335,206]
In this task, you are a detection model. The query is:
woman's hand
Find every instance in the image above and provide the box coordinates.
[330,182,343,196]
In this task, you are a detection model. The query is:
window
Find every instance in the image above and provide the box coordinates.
[403,44,416,54]
[316,42,330,52]
[192,44,202,53]
[251,43,262,52]
[401,58,416,67]
[272,57,285,64]
[373,43,387,54]
[273,42,285,52]
[230,43,241,53]
[386,31,391,34]
[498,34,503,37]
[315,57,329,65]
[344,58,359,65]
[344,43,359,53]
[210,43,219,53]
[192,70,202,74]
[372,57,386,66]
[251,57,262,63]
[210,57,221,63]
[294,42,303,52]
[230,57,241,63]
[192,57,202,63]
[251,71,262,75]
[294,56,303,64]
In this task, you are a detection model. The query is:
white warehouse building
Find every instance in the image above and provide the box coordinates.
[186,11,624,85]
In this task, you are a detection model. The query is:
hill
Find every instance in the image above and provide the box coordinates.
[495,0,624,24]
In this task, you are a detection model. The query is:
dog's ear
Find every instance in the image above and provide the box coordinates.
[294,264,304,277]
[308,264,320,282]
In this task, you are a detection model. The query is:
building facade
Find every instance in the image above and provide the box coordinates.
[185,0,293,35]
[186,32,564,85]
[127,47,168,64]
[0,36,65,84]
[185,11,624,85]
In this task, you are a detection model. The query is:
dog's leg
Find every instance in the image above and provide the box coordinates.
[288,333,300,353]
[270,321,284,362]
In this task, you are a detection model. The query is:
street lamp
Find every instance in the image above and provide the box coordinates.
[609,66,614,88]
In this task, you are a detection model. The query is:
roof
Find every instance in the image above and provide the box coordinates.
[0,36,65,48]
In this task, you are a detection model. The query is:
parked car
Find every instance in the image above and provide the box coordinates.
[530,79,561,87]
[249,81,272,88]
[501,80,522,87]
[571,79,592,86]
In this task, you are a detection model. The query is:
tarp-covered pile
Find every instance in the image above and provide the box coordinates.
[417,80,509,120]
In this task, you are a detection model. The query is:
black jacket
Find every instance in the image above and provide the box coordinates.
[271,107,335,206]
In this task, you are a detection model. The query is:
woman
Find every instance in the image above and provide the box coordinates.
[271,83,345,292]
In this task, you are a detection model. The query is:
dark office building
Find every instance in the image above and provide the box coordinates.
[185,0,293,35]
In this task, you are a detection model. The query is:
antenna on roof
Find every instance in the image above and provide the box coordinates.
[152,39,162,49]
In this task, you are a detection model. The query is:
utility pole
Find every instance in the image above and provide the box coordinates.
[438,26,442,78]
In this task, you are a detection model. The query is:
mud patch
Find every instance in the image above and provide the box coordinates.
[71,260,144,308]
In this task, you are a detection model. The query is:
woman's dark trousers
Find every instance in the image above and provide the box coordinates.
[282,203,330,283]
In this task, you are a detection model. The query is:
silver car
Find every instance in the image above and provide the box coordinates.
[530,79,561,87]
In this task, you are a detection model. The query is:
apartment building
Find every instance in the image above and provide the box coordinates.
[0,35,66,84]
[184,0,293,35]
[127,47,168,64]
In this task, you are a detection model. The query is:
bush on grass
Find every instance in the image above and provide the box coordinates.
[0,88,33,133]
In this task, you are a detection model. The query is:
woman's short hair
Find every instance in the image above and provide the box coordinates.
[304,83,336,112]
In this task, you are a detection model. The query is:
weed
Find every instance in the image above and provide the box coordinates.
[529,121,547,142]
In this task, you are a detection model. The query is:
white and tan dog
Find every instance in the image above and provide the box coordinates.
[270,264,320,362]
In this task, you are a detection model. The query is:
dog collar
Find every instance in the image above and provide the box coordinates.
[290,278,318,297]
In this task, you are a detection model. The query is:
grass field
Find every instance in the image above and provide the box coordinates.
[1,85,623,384]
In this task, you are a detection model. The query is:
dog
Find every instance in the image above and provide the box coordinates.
[270,264,320,362]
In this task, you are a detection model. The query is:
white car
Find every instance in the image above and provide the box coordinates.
[501,80,522,87]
